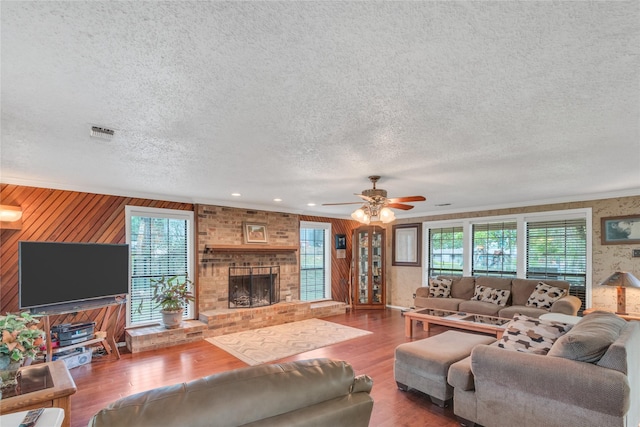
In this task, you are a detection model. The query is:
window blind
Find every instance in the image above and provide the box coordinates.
[526,218,587,312]
[130,216,190,324]
[428,226,464,277]
[471,222,517,278]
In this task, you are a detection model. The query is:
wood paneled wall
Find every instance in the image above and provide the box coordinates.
[0,184,193,342]
[299,215,360,305]
[0,185,359,344]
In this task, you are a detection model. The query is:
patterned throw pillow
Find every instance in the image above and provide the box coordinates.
[472,285,494,302]
[492,288,511,306]
[499,314,573,355]
[526,282,568,309]
[472,285,511,306]
[428,277,453,298]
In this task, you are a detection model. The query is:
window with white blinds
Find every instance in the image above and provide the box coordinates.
[300,221,331,301]
[428,226,464,277]
[423,209,591,311]
[126,206,194,326]
[526,218,587,313]
[472,222,517,278]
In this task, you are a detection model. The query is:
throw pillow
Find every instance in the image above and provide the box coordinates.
[491,289,511,306]
[525,282,567,309]
[548,311,627,363]
[498,314,573,355]
[471,285,494,303]
[428,277,453,298]
[471,285,511,306]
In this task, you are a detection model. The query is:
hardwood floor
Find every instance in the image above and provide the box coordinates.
[69,308,460,427]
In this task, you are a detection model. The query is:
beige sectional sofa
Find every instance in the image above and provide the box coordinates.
[88,358,374,427]
[414,276,581,318]
[448,311,639,427]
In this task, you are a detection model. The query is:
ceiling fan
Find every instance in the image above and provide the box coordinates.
[322,176,426,224]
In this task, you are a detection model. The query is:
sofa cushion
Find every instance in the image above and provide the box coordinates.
[441,276,476,300]
[428,277,453,298]
[458,300,501,316]
[475,276,512,291]
[548,310,627,362]
[498,305,550,319]
[526,282,567,309]
[498,314,573,355]
[416,297,464,311]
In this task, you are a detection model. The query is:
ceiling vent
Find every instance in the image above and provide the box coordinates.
[90,126,115,140]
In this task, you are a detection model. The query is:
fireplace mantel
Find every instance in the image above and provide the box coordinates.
[204,245,298,254]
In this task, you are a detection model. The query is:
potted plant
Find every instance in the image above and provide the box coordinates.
[0,312,45,385]
[150,276,195,329]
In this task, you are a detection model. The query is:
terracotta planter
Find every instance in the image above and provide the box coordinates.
[160,310,183,329]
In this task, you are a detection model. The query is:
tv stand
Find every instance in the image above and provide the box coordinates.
[38,297,126,363]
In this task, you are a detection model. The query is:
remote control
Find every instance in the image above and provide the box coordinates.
[19,408,44,427]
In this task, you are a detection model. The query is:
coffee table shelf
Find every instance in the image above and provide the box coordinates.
[404,308,510,339]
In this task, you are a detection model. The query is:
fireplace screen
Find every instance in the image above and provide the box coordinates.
[229,266,280,308]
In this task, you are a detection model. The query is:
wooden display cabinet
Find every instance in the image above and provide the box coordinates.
[352,225,385,309]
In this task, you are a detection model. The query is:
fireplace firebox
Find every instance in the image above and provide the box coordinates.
[229,266,280,308]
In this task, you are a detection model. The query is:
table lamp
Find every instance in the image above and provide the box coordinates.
[598,271,640,315]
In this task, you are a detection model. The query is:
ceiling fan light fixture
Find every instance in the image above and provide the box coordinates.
[351,208,366,221]
[380,207,395,223]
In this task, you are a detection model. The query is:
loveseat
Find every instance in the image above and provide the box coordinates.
[415,276,581,318]
[448,311,639,427]
[88,358,374,427]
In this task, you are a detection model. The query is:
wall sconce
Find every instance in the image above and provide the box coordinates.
[0,204,23,230]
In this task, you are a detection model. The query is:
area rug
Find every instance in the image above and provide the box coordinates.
[205,318,372,365]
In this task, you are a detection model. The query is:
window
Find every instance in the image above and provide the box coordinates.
[526,218,587,313]
[472,222,517,277]
[424,209,591,309]
[428,226,464,277]
[299,221,331,301]
[126,206,195,326]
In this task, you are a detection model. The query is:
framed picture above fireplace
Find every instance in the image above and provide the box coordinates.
[244,222,268,243]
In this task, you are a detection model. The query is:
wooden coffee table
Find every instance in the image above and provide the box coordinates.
[405,308,510,339]
[0,361,76,427]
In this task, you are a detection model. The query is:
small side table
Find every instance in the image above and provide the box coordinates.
[0,361,76,427]
[0,408,64,427]
[539,313,582,325]
[582,308,640,321]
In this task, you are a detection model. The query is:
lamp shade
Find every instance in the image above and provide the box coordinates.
[598,271,640,288]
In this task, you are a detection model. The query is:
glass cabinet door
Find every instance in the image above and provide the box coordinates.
[371,231,382,304]
[357,229,369,304]
[353,225,385,308]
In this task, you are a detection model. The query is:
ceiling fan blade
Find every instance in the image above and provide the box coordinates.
[386,196,426,203]
[356,194,374,203]
[322,202,364,206]
[386,203,415,210]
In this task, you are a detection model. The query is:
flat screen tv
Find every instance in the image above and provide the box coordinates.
[19,241,129,311]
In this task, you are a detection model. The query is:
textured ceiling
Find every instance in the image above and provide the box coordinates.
[2,1,639,219]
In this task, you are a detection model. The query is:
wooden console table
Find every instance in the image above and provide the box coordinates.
[38,298,125,362]
[0,361,77,427]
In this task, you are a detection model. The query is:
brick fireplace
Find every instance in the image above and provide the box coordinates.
[228,265,280,308]
[197,205,299,312]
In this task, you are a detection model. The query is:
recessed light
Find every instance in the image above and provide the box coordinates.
[273,198,282,202]
[307,203,316,207]
[231,193,241,197]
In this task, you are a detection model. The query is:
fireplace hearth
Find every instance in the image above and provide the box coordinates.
[229,266,280,308]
